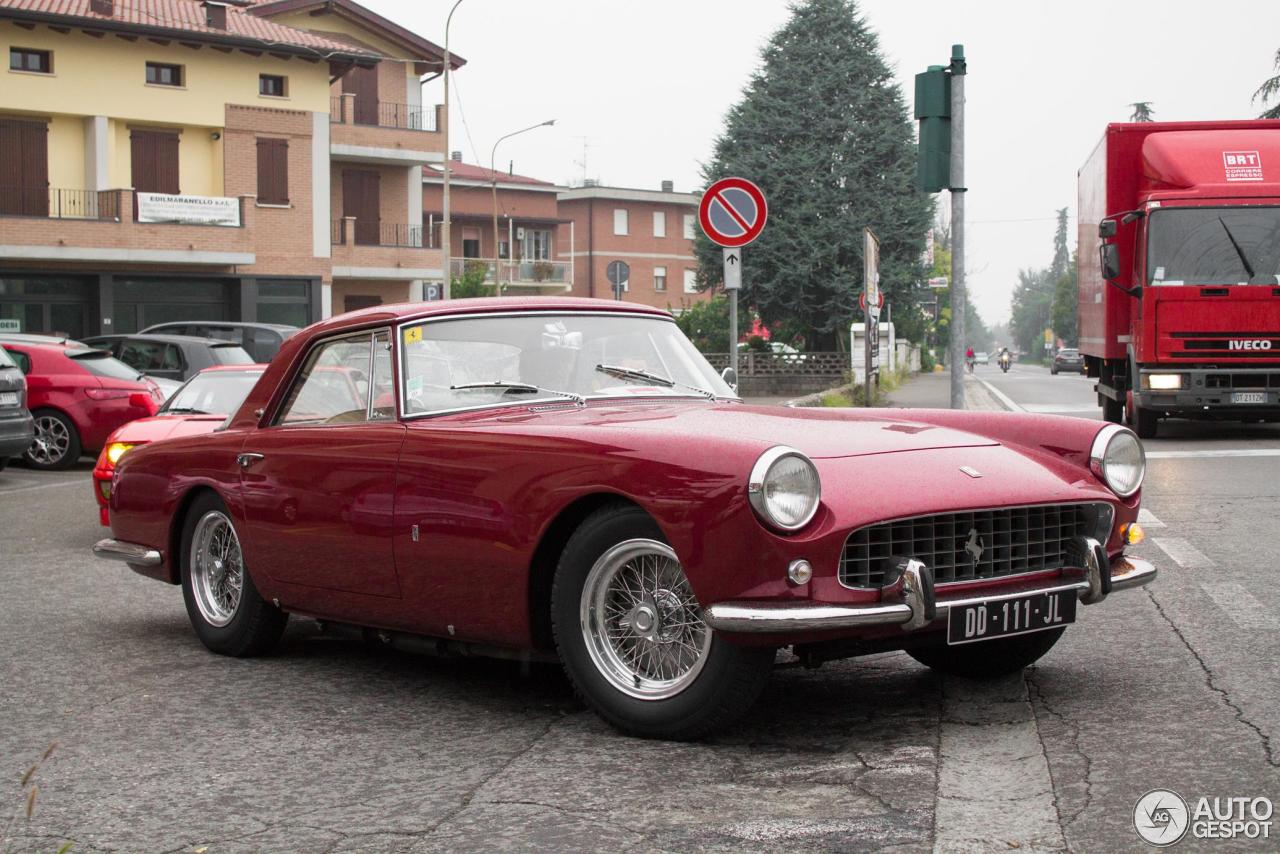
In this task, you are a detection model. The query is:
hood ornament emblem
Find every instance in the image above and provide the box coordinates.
[964,528,985,563]
[959,465,982,478]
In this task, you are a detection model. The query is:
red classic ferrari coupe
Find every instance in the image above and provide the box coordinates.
[95,298,1155,739]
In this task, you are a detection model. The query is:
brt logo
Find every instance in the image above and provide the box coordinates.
[1228,340,1273,350]
[1223,150,1263,181]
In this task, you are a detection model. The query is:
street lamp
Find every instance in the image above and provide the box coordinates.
[491,119,555,295]
[440,0,465,300]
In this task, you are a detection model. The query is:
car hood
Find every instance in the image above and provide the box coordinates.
[110,413,227,443]
[464,401,998,460]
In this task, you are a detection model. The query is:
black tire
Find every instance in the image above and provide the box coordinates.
[1133,405,1158,439]
[0,456,7,472]
[1051,366,1058,375]
[24,409,81,471]
[551,503,774,740]
[1102,396,1123,424]
[907,627,1066,678]
[180,492,287,657]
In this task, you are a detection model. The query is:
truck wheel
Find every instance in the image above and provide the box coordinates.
[907,627,1066,678]
[1102,396,1123,423]
[551,503,774,740]
[180,492,288,657]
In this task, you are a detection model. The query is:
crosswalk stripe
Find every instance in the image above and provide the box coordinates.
[1137,508,1165,528]
[1152,537,1215,568]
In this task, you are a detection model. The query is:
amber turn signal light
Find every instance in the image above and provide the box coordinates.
[1121,522,1145,546]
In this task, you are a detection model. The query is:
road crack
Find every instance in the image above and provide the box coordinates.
[1026,666,1092,835]
[1145,587,1278,767]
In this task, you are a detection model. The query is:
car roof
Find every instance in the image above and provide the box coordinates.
[141,321,299,333]
[196,364,268,373]
[85,333,246,347]
[0,333,86,347]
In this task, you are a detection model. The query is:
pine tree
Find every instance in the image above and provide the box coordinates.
[1254,49,1280,119]
[1128,102,1155,122]
[694,0,932,350]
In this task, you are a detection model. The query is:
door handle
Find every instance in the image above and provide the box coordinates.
[237,452,265,469]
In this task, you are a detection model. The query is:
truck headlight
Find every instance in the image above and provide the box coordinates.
[748,446,821,531]
[1144,373,1184,390]
[1089,425,1145,498]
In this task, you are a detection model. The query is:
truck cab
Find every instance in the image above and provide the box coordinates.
[1079,122,1280,437]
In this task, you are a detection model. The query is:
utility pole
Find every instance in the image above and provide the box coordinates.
[441,0,464,300]
[948,44,966,409]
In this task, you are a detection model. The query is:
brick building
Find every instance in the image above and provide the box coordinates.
[422,154,572,296]
[556,181,709,312]
[0,0,458,336]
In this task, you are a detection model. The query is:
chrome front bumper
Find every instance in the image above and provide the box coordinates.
[93,539,162,567]
[704,539,1156,634]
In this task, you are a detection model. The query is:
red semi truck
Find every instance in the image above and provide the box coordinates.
[1078,120,1280,438]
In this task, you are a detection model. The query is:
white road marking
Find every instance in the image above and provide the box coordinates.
[1199,582,1272,631]
[1152,537,1216,568]
[1137,508,1166,528]
[973,376,1024,412]
[0,479,84,495]
[1145,449,1280,459]
[1019,403,1100,413]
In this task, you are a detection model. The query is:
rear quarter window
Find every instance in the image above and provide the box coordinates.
[68,350,143,380]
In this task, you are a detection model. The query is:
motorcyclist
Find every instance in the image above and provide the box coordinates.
[997,346,1011,372]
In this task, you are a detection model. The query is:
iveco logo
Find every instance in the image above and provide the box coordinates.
[1228,340,1273,350]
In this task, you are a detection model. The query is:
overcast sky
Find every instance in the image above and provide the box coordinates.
[379,0,1280,324]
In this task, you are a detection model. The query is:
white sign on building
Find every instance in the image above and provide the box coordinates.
[135,193,241,227]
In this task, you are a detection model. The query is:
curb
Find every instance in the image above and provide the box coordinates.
[963,374,1019,412]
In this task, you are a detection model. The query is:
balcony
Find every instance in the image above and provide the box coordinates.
[0,188,254,266]
[450,257,572,291]
[329,94,444,165]
[330,216,442,281]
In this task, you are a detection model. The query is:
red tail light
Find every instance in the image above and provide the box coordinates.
[128,392,157,412]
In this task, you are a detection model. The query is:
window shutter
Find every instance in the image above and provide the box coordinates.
[256,138,289,205]
[131,130,180,194]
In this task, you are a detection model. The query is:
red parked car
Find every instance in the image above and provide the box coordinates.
[93,365,266,526]
[1,341,165,470]
[94,299,1156,739]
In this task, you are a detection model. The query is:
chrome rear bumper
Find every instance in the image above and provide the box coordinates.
[705,540,1155,634]
[93,539,162,567]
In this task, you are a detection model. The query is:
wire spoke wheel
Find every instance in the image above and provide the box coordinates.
[580,539,711,700]
[29,415,70,465]
[189,510,245,627]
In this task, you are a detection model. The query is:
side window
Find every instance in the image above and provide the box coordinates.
[121,340,166,371]
[274,333,376,426]
[3,348,31,374]
[163,345,185,372]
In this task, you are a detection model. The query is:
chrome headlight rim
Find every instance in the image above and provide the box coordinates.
[1089,424,1145,498]
[748,445,821,532]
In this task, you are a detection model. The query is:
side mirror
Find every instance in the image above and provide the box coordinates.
[720,366,738,393]
[1099,243,1121,281]
[1098,219,1117,239]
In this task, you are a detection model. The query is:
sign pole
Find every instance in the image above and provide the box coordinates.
[723,246,742,383]
[699,177,767,392]
[863,228,881,407]
[949,44,967,410]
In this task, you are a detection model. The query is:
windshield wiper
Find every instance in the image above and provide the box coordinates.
[594,364,715,399]
[1218,217,1258,283]
[450,380,585,406]
[163,407,209,414]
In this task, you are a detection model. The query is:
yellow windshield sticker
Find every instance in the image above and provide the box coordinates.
[403,326,422,344]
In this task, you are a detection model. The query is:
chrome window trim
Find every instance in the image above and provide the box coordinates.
[747,445,821,532]
[394,310,738,422]
[836,500,1116,591]
[1089,423,1145,498]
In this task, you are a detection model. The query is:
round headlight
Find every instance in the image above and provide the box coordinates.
[748,446,821,531]
[1090,425,1145,498]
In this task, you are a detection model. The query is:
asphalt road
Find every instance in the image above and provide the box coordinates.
[1,374,1277,852]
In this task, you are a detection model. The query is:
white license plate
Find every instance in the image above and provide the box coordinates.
[0,392,17,407]
[1232,392,1266,404]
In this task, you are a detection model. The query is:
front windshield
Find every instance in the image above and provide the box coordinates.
[162,370,263,415]
[1147,206,1280,285]
[400,314,735,416]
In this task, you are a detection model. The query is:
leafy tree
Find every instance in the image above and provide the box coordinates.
[1010,267,1055,357]
[449,260,497,299]
[1050,251,1079,347]
[694,0,932,351]
[1128,102,1155,122]
[1254,49,1280,119]
[674,296,731,353]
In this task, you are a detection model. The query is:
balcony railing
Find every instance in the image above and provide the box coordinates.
[332,219,429,248]
[0,186,120,221]
[329,95,439,132]
[450,257,571,286]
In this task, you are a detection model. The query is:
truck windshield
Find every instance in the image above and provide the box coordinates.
[1147,207,1280,285]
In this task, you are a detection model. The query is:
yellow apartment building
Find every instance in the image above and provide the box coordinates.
[0,0,460,337]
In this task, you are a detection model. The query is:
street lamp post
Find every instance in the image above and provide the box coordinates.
[441,0,464,300]
[490,119,555,295]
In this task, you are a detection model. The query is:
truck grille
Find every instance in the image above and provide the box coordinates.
[839,503,1113,589]
[1170,331,1280,359]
